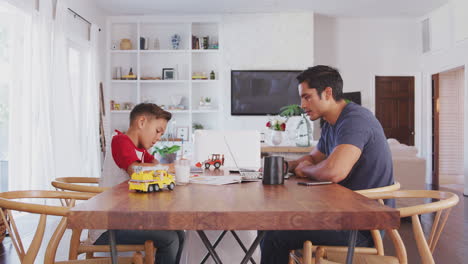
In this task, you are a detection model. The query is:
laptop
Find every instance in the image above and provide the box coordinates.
[224,137,262,181]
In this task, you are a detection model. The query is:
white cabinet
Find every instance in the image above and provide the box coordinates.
[107,17,223,141]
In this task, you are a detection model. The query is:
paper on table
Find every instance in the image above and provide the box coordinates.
[189,175,242,185]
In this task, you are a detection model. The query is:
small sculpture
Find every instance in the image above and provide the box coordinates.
[171,34,181,50]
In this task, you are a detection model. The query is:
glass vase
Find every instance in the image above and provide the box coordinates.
[295,115,311,147]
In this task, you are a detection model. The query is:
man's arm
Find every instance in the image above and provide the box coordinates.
[288,148,326,173]
[296,144,362,183]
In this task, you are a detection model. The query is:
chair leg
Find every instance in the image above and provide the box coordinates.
[288,250,295,264]
[303,241,313,264]
[144,240,155,264]
[133,252,144,264]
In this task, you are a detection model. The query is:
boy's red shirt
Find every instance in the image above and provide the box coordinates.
[111,130,155,171]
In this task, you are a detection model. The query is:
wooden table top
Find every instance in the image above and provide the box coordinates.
[261,144,314,153]
[67,171,399,231]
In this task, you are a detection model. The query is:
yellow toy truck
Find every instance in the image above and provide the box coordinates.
[128,166,176,192]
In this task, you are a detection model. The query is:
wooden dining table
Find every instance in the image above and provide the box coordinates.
[67,170,399,264]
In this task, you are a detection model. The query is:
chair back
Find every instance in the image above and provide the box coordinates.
[365,190,459,264]
[354,181,401,256]
[0,191,93,264]
[52,177,105,194]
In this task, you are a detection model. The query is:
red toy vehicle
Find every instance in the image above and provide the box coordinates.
[203,154,225,169]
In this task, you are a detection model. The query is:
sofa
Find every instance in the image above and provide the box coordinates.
[387,138,427,191]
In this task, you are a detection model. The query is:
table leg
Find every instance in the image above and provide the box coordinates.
[231,231,256,264]
[197,230,223,264]
[345,230,358,264]
[201,231,228,264]
[240,231,266,264]
[109,229,118,264]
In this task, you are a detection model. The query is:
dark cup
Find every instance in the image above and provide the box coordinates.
[262,156,289,185]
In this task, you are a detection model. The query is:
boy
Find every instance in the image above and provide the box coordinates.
[94,103,185,264]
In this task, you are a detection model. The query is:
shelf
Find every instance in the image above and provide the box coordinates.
[192,109,218,113]
[111,110,131,114]
[140,80,189,84]
[140,50,189,54]
[167,110,190,114]
[191,49,220,53]
[111,80,137,83]
[110,50,138,53]
[191,80,219,83]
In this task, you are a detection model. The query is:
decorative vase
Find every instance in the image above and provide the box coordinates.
[171,34,181,50]
[271,130,283,146]
[120,38,132,50]
[295,114,312,147]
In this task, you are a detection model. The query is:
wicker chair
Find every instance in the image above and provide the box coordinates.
[0,190,153,264]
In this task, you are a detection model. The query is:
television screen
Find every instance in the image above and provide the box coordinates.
[231,70,301,115]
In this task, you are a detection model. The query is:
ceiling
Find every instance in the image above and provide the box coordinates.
[96,0,448,17]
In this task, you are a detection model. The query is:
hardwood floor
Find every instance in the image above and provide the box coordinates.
[1,186,466,264]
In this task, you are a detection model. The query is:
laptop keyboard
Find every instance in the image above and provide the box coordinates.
[240,171,262,180]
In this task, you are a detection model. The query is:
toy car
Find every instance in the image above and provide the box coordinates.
[203,154,225,169]
[129,168,176,192]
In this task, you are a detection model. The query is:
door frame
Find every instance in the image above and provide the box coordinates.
[424,64,468,193]
[431,74,439,188]
[370,72,422,152]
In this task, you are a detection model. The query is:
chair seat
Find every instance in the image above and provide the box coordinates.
[324,252,400,264]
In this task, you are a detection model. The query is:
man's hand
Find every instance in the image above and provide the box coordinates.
[294,160,313,178]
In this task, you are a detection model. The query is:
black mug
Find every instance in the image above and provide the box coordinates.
[262,156,289,185]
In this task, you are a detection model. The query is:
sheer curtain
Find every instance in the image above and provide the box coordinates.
[51,0,101,180]
[8,0,56,191]
[8,0,101,190]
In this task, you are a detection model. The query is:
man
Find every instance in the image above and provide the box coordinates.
[260,65,394,264]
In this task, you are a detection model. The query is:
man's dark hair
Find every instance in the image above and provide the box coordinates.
[296,65,344,101]
[129,103,172,125]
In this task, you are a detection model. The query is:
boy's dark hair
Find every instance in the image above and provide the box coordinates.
[129,103,172,125]
[296,65,344,101]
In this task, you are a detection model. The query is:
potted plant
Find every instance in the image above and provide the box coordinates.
[193,123,204,130]
[152,145,181,164]
[279,104,312,147]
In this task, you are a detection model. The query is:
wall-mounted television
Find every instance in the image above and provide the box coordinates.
[231,70,301,115]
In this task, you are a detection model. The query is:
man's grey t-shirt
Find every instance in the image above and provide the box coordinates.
[317,102,394,190]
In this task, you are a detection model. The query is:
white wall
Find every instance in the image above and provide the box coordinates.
[314,14,422,151]
[314,15,420,112]
[419,0,468,193]
[221,13,314,132]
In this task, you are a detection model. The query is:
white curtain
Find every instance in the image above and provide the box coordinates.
[8,0,56,191]
[51,0,101,180]
[8,0,102,190]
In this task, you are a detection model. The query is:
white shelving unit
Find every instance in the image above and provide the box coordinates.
[106,16,223,141]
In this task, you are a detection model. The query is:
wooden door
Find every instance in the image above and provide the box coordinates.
[432,74,440,187]
[375,76,415,145]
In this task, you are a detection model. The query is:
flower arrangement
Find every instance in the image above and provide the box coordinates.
[266,117,286,131]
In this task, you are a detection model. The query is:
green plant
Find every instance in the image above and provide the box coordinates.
[279,104,304,118]
[204,97,211,103]
[152,145,181,157]
[193,123,204,130]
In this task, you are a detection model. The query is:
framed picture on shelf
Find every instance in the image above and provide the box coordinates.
[176,126,189,141]
[163,68,175,80]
